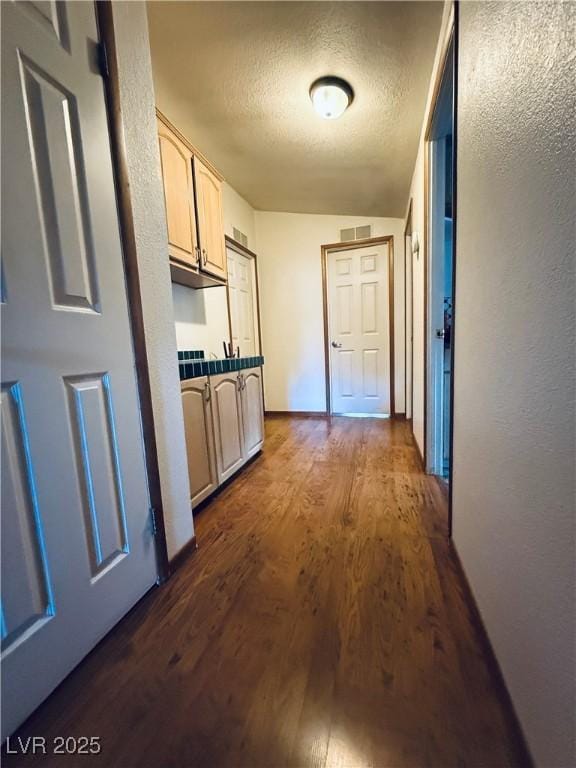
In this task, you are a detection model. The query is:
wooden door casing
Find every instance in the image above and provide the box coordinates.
[157,119,198,269]
[194,157,227,280]
[181,378,218,508]
[327,243,391,415]
[227,247,257,357]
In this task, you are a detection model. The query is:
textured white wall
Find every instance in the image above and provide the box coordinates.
[255,211,405,412]
[223,183,257,249]
[172,284,230,358]
[406,140,426,453]
[453,3,575,766]
[112,2,194,560]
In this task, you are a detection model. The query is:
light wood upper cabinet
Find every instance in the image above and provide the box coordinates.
[157,118,198,269]
[194,157,227,281]
[181,377,218,507]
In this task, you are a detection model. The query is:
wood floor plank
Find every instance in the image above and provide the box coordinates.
[4,416,528,768]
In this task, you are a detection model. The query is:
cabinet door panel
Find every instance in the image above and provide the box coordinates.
[241,368,264,458]
[181,378,218,507]
[194,157,227,280]
[211,373,245,482]
[157,120,198,268]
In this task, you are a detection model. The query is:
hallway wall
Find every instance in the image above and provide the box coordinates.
[112,1,194,560]
[255,211,405,413]
[223,182,257,249]
[452,3,575,766]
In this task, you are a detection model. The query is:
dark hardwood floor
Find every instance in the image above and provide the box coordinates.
[6,416,527,767]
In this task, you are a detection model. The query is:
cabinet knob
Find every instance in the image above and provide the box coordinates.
[204,381,211,402]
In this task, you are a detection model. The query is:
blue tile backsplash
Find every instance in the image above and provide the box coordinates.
[177,350,205,361]
[178,353,264,380]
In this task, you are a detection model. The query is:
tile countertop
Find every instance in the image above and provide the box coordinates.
[179,355,264,381]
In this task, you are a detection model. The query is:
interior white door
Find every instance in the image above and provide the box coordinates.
[428,139,447,473]
[1,1,158,738]
[227,246,258,357]
[327,244,391,415]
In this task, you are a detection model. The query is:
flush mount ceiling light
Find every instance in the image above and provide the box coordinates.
[309,76,354,120]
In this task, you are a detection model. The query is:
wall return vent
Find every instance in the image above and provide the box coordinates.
[339,225,372,243]
[233,227,248,248]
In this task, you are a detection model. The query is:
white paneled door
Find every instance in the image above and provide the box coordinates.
[227,245,258,357]
[1,1,158,738]
[327,243,392,415]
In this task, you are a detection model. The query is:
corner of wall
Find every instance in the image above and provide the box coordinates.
[111,0,194,560]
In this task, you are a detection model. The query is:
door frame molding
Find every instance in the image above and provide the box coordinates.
[423,5,458,535]
[225,236,265,412]
[96,1,170,579]
[404,200,413,421]
[321,236,395,416]
[224,235,264,357]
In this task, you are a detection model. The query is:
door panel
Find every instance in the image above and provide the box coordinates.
[65,375,128,576]
[1,1,158,738]
[241,368,264,458]
[362,349,379,398]
[327,244,391,414]
[1,383,53,651]
[181,377,218,507]
[194,157,226,280]
[21,53,99,312]
[157,120,198,268]
[210,373,245,482]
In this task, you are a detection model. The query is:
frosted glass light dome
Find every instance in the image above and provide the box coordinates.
[310,77,354,120]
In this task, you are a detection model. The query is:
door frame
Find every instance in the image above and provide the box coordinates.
[96,2,170,578]
[224,235,264,357]
[225,236,265,412]
[423,5,458,535]
[404,200,413,421]
[321,236,395,416]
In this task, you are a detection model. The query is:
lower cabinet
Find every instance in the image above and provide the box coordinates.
[181,367,265,506]
[240,368,265,459]
[181,376,218,507]
[210,371,246,483]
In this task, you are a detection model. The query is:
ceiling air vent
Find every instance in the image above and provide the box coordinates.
[233,227,248,248]
[340,225,372,242]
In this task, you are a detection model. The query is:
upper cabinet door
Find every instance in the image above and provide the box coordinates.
[194,157,227,280]
[157,119,198,269]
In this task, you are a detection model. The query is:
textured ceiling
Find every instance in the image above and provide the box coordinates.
[147,2,443,217]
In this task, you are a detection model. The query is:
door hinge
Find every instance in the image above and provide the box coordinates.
[149,506,158,537]
[98,41,109,79]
